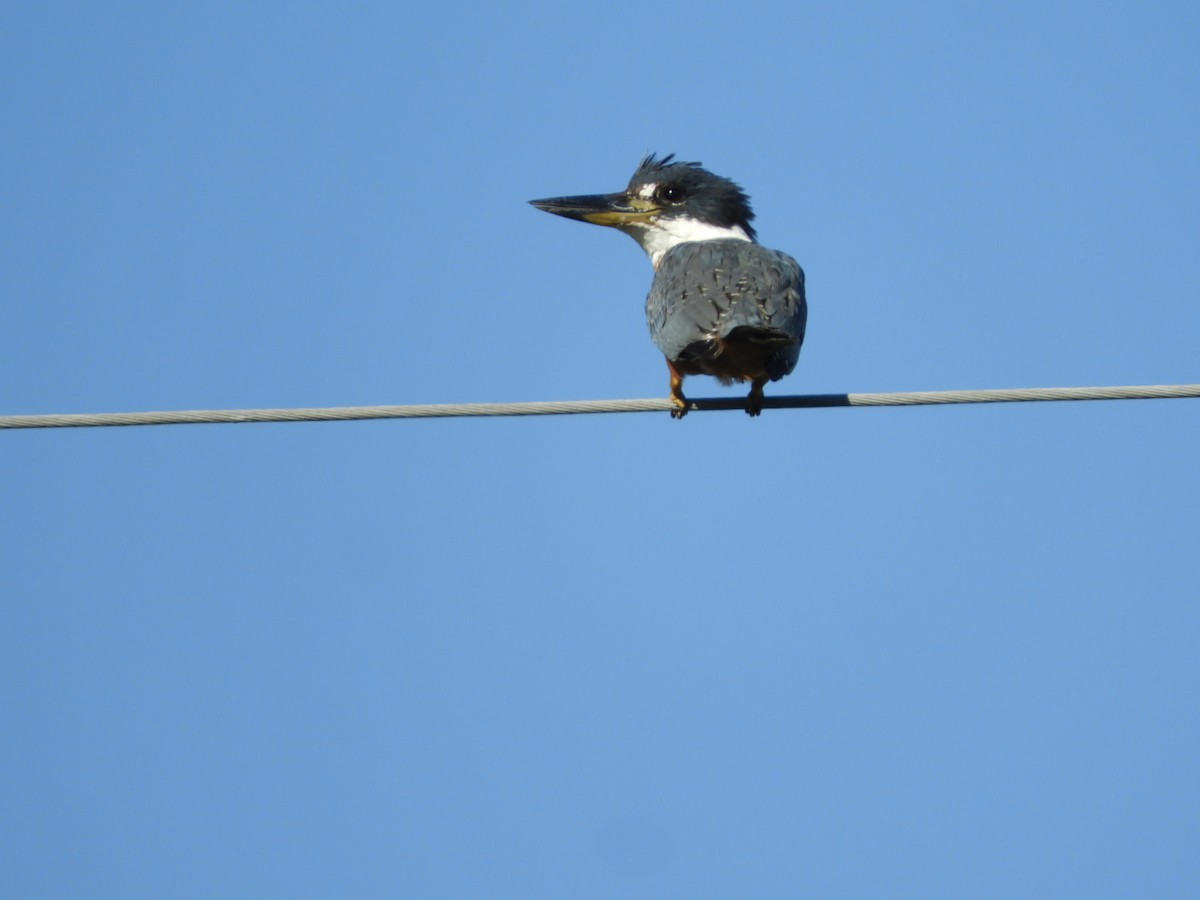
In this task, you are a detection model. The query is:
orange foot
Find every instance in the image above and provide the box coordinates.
[667,358,688,420]
[670,388,688,419]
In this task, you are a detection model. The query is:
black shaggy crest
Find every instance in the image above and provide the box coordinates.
[627,153,758,241]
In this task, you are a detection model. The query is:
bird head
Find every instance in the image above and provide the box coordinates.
[530,154,757,265]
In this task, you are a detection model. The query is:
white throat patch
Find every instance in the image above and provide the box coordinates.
[622,216,753,268]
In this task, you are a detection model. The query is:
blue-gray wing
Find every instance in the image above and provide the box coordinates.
[645,239,807,380]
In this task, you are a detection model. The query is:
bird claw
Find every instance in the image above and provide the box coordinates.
[745,381,766,417]
[669,388,689,419]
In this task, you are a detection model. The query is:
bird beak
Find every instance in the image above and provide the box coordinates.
[528,192,659,228]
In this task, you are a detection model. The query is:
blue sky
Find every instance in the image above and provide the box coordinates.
[3,2,1198,896]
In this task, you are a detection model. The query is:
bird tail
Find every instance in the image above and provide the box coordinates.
[723,325,799,348]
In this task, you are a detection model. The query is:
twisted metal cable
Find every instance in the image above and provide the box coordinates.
[1,384,1197,430]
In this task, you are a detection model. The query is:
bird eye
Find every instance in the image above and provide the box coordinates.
[658,185,687,204]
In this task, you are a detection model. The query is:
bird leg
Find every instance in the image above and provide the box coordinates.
[745,376,769,417]
[666,358,688,419]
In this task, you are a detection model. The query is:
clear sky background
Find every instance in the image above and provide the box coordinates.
[3,2,1198,897]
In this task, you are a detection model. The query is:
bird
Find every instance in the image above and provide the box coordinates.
[529,153,807,418]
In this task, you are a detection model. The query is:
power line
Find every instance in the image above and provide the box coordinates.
[1,383,1197,430]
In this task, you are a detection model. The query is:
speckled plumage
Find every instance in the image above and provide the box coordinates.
[647,239,806,385]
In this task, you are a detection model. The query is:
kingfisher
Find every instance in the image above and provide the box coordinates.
[530,153,807,418]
